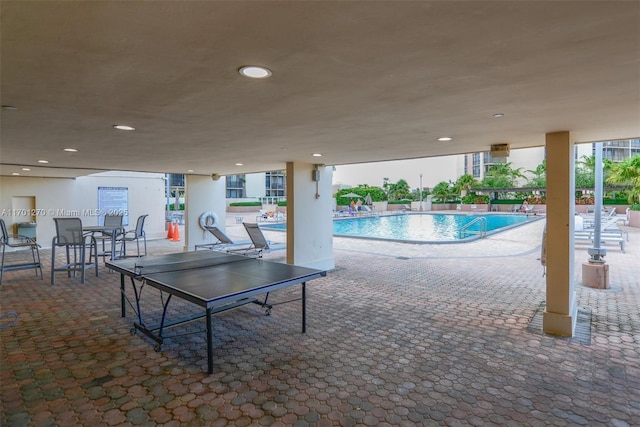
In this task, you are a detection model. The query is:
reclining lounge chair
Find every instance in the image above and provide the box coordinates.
[195,225,241,251]
[229,222,284,258]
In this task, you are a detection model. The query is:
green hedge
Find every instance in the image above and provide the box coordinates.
[490,199,525,205]
[603,199,630,205]
[461,194,489,204]
[630,204,640,211]
[229,201,262,207]
[432,200,461,204]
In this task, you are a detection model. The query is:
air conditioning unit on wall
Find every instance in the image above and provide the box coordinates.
[491,143,510,158]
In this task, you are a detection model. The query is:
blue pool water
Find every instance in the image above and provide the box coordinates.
[262,213,538,243]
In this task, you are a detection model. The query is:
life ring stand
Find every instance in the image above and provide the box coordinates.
[199,211,218,229]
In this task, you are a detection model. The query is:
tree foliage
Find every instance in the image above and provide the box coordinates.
[335,186,386,203]
[480,162,525,189]
[382,178,412,201]
[526,159,546,188]
[454,174,478,195]
[431,181,456,202]
[606,154,640,203]
[575,155,614,188]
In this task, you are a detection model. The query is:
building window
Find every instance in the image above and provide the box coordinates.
[226,174,245,198]
[472,153,481,178]
[597,139,640,162]
[265,171,286,198]
[169,174,185,187]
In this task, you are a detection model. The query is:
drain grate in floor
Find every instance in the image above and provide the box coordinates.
[526,302,592,345]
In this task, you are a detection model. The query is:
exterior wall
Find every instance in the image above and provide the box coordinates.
[507,147,546,186]
[244,172,266,198]
[575,142,593,159]
[0,172,166,248]
[184,175,227,251]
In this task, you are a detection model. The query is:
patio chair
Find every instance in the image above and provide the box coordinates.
[51,217,98,285]
[195,225,242,251]
[0,219,43,285]
[92,214,124,260]
[582,207,617,229]
[361,205,374,215]
[117,214,148,257]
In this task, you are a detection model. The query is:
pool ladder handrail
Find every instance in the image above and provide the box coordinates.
[459,216,487,239]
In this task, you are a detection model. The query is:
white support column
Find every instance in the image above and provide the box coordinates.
[286,162,335,270]
[184,174,227,252]
[543,131,577,337]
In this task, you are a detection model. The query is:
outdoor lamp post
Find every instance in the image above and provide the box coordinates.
[419,174,423,211]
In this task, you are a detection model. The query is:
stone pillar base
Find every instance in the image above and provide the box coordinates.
[582,261,609,289]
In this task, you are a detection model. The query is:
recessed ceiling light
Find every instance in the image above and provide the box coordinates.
[312,153,322,157]
[38,160,49,163]
[437,137,453,142]
[63,148,78,152]
[238,66,272,79]
[187,169,194,173]
[113,124,135,131]
[235,163,244,166]
[492,113,504,118]
[21,168,31,171]
[12,172,20,176]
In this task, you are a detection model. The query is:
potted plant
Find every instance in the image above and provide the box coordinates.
[628,204,640,228]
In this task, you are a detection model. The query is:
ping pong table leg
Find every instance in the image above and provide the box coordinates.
[206,307,214,374]
[302,282,306,333]
[120,273,126,317]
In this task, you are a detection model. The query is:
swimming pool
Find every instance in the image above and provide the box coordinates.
[261,213,540,243]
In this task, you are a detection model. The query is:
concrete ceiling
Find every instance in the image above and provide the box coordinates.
[1,1,639,179]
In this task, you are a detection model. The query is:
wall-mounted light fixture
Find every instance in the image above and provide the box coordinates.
[313,164,322,199]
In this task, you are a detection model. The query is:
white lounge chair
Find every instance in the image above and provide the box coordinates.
[574,214,627,252]
[509,204,522,213]
[195,225,243,251]
[229,223,284,258]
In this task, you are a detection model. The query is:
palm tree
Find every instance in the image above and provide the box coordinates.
[388,179,411,201]
[432,181,454,203]
[607,154,640,203]
[576,155,613,188]
[526,159,546,188]
[454,174,477,196]
[382,177,391,199]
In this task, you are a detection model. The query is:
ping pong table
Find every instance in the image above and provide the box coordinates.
[106,250,326,373]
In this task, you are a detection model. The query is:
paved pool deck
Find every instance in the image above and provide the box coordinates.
[1,214,638,426]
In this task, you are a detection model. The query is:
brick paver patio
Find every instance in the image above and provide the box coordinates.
[1,215,638,426]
